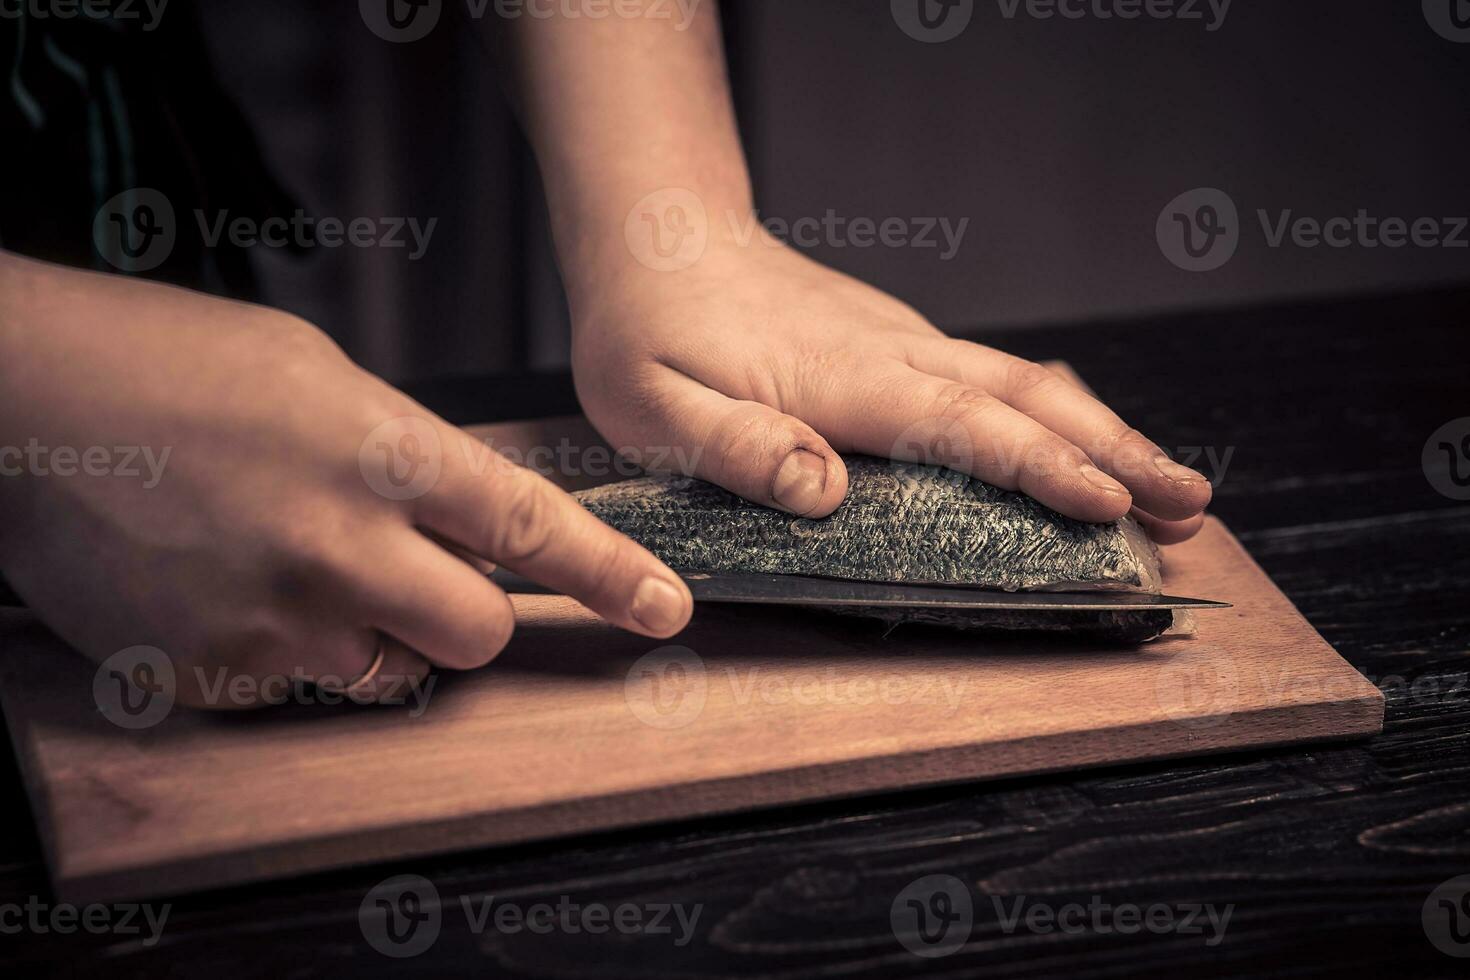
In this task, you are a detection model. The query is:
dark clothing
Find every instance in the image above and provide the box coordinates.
[0,1,293,296]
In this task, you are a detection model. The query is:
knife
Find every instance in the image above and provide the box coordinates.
[0,572,1230,613]
[493,570,1231,612]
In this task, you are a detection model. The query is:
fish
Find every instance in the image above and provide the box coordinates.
[576,455,1184,643]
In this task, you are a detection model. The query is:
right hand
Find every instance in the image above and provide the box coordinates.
[0,253,692,709]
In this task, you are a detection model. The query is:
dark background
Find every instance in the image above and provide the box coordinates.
[197,0,1470,384]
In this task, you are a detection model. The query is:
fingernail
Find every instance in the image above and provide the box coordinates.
[1153,455,1207,483]
[1079,464,1128,495]
[771,449,828,515]
[631,576,689,636]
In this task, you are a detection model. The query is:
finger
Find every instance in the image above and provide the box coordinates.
[348,532,518,671]
[908,340,1212,521]
[617,369,849,517]
[417,431,693,639]
[1131,507,1206,545]
[340,634,434,706]
[827,366,1135,523]
[422,528,496,575]
[173,627,377,711]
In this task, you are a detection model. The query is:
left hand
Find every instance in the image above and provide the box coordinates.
[569,238,1211,544]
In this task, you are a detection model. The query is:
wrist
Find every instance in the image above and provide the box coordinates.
[555,189,783,314]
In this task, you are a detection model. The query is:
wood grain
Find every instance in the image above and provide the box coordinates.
[2,291,1460,976]
[0,448,1381,903]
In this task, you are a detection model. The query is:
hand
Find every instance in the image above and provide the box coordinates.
[569,238,1211,544]
[0,254,692,709]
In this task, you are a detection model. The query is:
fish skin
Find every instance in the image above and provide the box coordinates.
[576,455,1161,593]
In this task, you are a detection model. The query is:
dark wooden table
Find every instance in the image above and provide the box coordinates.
[3,285,1468,978]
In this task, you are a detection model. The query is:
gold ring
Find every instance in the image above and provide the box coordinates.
[321,636,387,696]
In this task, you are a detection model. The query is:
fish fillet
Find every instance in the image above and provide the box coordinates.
[576,455,1179,642]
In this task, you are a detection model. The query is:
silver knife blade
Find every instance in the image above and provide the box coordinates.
[492,570,1231,611]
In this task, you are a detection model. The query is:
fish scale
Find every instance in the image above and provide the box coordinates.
[576,455,1178,643]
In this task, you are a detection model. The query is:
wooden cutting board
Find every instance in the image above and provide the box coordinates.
[0,369,1384,904]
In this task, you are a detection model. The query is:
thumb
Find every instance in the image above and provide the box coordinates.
[615,371,849,517]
